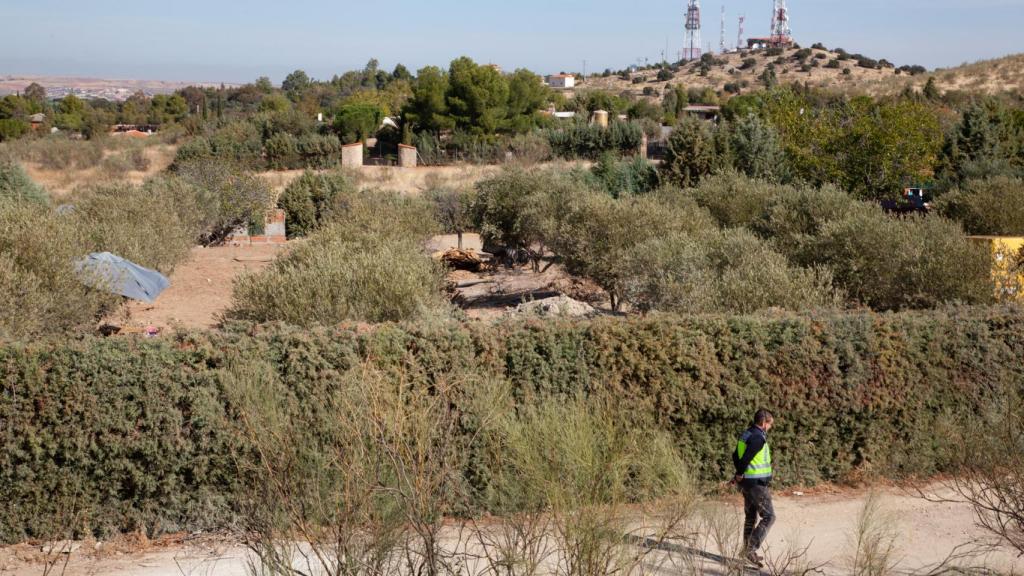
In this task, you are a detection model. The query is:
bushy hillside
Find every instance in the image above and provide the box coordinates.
[582,46,1024,99]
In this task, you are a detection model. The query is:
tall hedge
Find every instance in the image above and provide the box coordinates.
[2,306,1023,542]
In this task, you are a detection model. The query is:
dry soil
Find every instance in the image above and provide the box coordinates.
[3,486,1019,576]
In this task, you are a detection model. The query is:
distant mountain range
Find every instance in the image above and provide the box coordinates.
[0,75,240,101]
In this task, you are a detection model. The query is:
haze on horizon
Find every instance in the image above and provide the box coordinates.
[2,0,1021,85]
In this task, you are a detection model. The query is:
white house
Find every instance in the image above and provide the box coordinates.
[546,74,576,89]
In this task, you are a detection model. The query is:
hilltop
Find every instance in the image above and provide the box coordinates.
[581,46,1024,99]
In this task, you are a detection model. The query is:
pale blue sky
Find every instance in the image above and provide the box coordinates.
[1,0,1021,83]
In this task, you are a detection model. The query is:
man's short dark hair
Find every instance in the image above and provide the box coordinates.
[754,409,774,426]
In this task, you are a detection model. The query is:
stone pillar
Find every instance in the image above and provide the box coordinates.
[341,142,364,168]
[639,133,648,159]
[398,144,418,168]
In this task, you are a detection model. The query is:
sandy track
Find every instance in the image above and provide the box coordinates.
[4,486,1019,576]
[120,244,284,331]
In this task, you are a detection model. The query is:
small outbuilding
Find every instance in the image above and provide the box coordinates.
[546,74,576,89]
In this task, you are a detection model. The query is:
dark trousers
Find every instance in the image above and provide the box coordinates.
[741,483,776,553]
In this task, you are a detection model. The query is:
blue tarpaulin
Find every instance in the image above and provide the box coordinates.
[76,252,170,303]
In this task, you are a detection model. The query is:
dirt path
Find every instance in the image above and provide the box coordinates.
[751,486,1014,574]
[119,244,284,331]
[4,486,1018,576]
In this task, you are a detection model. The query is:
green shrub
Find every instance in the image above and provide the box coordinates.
[730,114,787,182]
[507,131,553,164]
[171,159,275,244]
[296,133,341,169]
[264,132,299,170]
[807,211,994,310]
[425,185,477,249]
[750,183,866,259]
[334,103,385,144]
[0,202,117,339]
[172,136,213,165]
[175,122,265,169]
[588,153,660,198]
[546,120,643,160]
[660,116,717,187]
[227,225,449,326]
[549,193,716,310]
[231,360,470,576]
[103,155,133,179]
[0,253,58,339]
[413,132,445,165]
[127,147,151,171]
[3,307,1024,541]
[446,131,507,164]
[23,137,106,171]
[0,119,30,141]
[0,335,244,541]
[208,121,265,168]
[230,188,443,325]
[277,170,354,238]
[326,188,440,243]
[0,155,48,205]
[98,148,150,178]
[487,396,694,575]
[683,171,791,228]
[623,228,841,314]
[253,108,315,141]
[936,176,1024,236]
[68,182,194,274]
[473,168,592,258]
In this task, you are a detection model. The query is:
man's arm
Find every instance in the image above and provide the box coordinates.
[734,433,765,477]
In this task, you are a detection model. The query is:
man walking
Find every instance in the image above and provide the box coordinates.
[732,409,776,567]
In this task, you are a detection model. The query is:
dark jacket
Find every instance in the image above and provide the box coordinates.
[733,426,771,487]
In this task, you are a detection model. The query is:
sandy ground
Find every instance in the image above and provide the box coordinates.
[117,244,284,331]
[3,486,1019,576]
[21,144,177,197]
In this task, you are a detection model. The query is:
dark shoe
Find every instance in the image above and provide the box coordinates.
[745,550,764,568]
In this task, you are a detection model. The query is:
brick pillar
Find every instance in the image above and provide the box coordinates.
[263,209,286,243]
[398,144,418,168]
[341,142,364,168]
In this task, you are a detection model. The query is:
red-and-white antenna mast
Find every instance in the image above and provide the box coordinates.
[769,0,792,47]
[684,0,702,61]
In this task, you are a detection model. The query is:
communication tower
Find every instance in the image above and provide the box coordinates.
[719,6,727,53]
[684,0,702,61]
[769,0,793,47]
